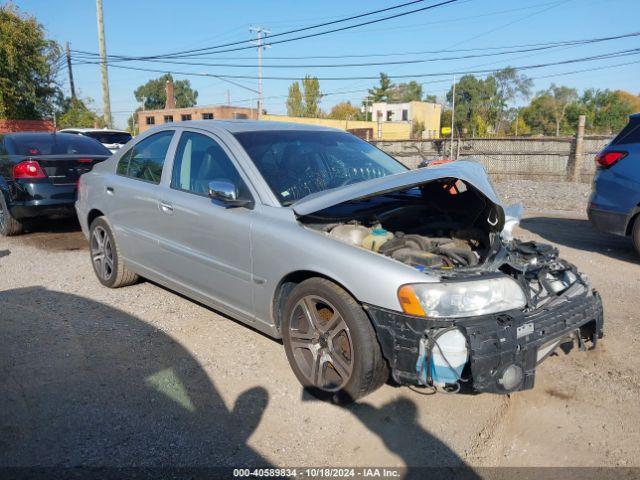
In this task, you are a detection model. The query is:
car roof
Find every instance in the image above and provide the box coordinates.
[169,120,342,134]
[5,132,81,139]
[630,113,640,119]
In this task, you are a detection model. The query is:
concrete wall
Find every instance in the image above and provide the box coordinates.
[373,136,612,183]
[261,114,413,140]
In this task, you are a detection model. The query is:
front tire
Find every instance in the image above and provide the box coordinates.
[0,192,23,236]
[282,278,388,404]
[89,217,138,288]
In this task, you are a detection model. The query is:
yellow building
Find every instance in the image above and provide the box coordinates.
[261,101,441,141]
[261,114,413,141]
[371,101,442,139]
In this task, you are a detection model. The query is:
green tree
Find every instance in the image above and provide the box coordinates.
[328,101,360,120]
[286,82,303,117]
[301,75,322,118]
[521,85,578,136]
[133,73,198,110]
[286,76,322,118]
[57,98,105,129]
[412,120,425,139]
[509,113,531,136]
[367,73,394,102]
[424,94,438,104]
[127,108,142,135]
[493,67,532,133]
[565,89,640,134]
[0,4,61,119]
[446,75,499,136]
[389,81,423,102]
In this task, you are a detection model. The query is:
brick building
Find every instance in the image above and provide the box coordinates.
[0,119,55,133]
[137,79,257,133]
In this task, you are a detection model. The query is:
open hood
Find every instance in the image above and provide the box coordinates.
[291,160,501,216]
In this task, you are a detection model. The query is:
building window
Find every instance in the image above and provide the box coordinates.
[163,115,173,123]
[202,113,214,120]
[145,116,155,125]
[181,114,192,121]
[402,109,408,121]
[234,112,248,120]
[386,110,393,121]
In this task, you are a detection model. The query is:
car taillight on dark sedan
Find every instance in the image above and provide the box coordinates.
[595,151,627,169]
[12,160,46,179]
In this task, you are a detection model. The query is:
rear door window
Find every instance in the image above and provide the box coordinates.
[611,118,640,146]
[117,130,174,184]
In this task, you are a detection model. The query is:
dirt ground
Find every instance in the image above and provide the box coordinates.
[1,192,639,471]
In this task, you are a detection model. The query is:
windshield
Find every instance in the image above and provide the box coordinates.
[9,133,112,156]
[234,130,407,204]
[83,131,132,145]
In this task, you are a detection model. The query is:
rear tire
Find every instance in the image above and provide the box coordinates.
[89,217,138,288]
[282,277,388,404]
[0,192,23,236]
[632,216,640,256]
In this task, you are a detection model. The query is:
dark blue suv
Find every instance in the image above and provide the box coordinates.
[588,113,640,255]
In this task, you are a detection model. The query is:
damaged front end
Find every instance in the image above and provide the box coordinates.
[365,240,604,394]
[296,162,604,394]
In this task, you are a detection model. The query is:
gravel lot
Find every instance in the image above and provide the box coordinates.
[1,180,639,472]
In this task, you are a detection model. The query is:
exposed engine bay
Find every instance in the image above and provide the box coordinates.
[297,170,603,394]
[302,177,586,309]
[327,222,482,270]
[303,178,502,271]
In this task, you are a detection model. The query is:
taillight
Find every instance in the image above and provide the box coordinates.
[13,160,46,179]
[595,151,627,168]
[77,158,93,164]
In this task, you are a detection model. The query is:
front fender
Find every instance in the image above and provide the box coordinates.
[250,206,436,326]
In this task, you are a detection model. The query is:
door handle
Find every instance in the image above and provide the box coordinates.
[159,201,174,214]
[106,186,114,195]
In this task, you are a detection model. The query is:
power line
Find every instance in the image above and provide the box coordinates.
[71,0,464,60]
[70,31,640,69]
[189,59,640,107]
[75,47,640,81]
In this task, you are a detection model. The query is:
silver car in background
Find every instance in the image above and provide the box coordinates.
[76,121,604,403]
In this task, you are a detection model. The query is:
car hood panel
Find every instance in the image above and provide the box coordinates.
[291,160,501,216]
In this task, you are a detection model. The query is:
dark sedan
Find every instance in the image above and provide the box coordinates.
[0,132,111,236]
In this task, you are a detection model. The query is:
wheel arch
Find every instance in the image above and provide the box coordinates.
[272,270,361,333]
[87,208,105,228]
[625,204,640,236]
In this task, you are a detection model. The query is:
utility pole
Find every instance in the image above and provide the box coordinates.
[65,42,76,99]
[450,75,456,160]
[96,0,112,128]
[250,26,270,120]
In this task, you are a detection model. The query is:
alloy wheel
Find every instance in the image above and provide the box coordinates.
[288,295,354,391]
[90,226,114,281]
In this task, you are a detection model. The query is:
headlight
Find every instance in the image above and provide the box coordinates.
[398,277,526,318]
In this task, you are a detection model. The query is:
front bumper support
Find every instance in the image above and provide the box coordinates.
[364,287,604,394]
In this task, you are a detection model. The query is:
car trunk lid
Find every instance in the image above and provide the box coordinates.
[24,155,109,185]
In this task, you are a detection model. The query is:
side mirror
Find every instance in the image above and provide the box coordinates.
[208,180,253,208]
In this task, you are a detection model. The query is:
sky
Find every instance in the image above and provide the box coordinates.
[12,0,640,129]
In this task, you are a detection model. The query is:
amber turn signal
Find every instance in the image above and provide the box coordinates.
[397,285,426,317]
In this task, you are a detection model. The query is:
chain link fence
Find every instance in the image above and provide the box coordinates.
[374,136,612,182]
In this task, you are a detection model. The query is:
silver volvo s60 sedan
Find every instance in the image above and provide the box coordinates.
[76,121,604,403]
